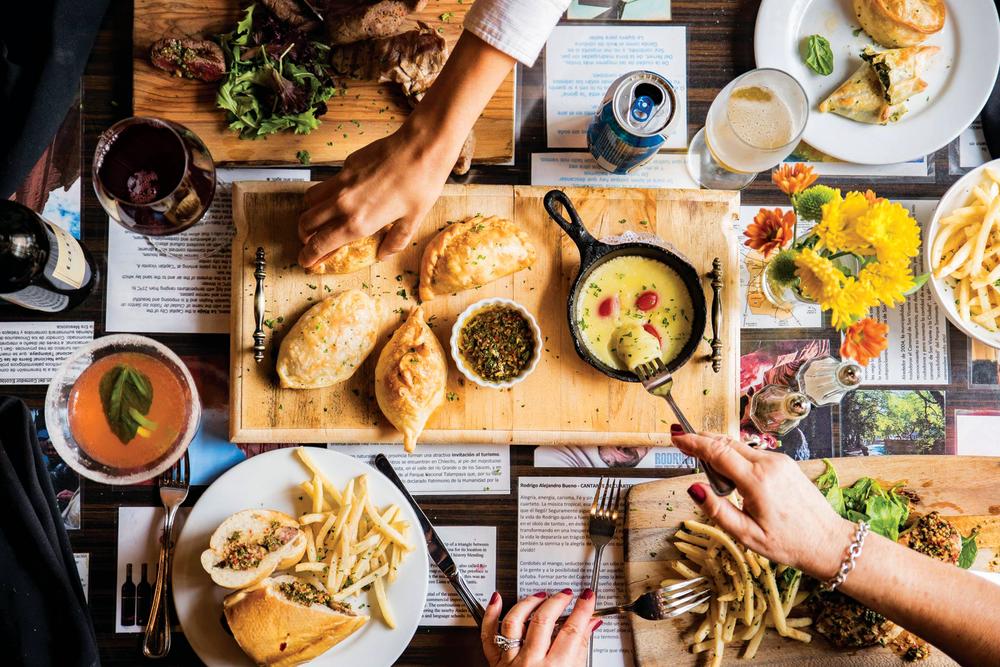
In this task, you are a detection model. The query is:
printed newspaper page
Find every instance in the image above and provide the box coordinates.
[421,526,497,627]
[0,320,94,385]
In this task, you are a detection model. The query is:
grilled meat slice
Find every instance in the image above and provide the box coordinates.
[324,0,428,45]
[815,592,901,648]
[330,22,446,100]
[150,38,226,82]
[899,511,962,564]
[260,0,321,33]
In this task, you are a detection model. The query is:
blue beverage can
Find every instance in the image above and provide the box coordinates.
[587,71,677,174]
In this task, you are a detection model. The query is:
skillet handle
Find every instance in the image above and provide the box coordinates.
[544,189,600,261]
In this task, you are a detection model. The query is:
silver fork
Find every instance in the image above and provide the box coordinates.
[559,577,712,625]
[634,358,736,496]
[143,451,190,659]
[586,478,622,666]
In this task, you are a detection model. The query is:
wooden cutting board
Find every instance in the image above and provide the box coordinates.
[625,456,1000,666]
[229,183,741,444]
[132,1,514,165]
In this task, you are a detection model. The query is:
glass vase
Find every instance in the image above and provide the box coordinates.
[760,242,860,310]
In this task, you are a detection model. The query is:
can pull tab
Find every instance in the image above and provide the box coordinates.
[629,95,655,125]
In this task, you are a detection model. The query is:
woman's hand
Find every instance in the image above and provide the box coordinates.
[480,588,600,667]
[670,427,854,580]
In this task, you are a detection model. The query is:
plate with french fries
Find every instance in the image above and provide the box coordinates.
[928,158,1000,348]
[172,447,428,667]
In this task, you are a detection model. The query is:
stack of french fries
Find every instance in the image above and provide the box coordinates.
[932,166,1000,331]
[292,447,413,628]
[668,520,811,666]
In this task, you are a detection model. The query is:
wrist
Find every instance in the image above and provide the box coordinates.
[802,517,857,580]
[398,105,468,170]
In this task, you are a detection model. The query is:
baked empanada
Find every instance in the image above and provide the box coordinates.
[276,289,379,389]
[819,46,938,124]
[374,306,447,452]
[419,215,535,301]
[854,0,945,48]
[305,230,385,275]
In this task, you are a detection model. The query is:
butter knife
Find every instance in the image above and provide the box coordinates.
[373,454,486,625]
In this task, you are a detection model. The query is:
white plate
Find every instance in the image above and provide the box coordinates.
[925,158,1000,349]
[172,448,429,667]
[754,0,1000,164]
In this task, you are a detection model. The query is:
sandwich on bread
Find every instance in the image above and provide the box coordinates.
[201,510,307,589]
[224,574,369,667]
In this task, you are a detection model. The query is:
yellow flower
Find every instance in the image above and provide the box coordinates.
[794,248,844,302]
[859,261,914,308]
[863,200,921,264]
[826,278,877,330]
[813,191,871,255]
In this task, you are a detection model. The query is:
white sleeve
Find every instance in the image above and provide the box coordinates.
[463,0,570,67]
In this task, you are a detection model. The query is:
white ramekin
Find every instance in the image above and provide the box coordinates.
[449,298,543,389]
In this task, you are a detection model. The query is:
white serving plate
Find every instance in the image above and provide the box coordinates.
[172,447,429,667]
[925,158,1000,350]
[755,0,1000,164]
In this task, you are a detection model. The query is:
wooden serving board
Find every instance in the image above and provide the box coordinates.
[625,456,1000,666]
[229,183,741,444]
[132,1,514,165]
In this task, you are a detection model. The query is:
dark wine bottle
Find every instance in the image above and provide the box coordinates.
[136,562,152,626]
[121,562,136,627]
[0,200,98,313]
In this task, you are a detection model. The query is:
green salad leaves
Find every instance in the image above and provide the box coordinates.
[99,364,157,444]
[216,4,343,139]
[815,459,909,541]
[803,35,834,76]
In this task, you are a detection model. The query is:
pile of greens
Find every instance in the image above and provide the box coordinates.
[216,4,343,139]
[815,460,978,568]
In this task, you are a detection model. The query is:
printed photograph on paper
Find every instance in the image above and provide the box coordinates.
[840,389,946,456]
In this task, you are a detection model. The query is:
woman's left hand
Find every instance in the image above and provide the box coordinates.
[480,588,600,666]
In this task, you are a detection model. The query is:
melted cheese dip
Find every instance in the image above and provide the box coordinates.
[575,255,694,371]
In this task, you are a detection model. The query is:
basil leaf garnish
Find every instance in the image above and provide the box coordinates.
[99,364,156,444]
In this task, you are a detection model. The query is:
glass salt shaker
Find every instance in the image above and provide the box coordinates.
[749,384,812,436]
[796,355,863,406]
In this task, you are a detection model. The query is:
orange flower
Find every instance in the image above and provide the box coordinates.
[744,208,796,258]
[840,318,889,366]
[862,189,886,205]
[772,163,818,196]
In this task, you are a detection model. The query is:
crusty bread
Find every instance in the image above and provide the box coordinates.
[224,575,369,667]
[200,510,306,589]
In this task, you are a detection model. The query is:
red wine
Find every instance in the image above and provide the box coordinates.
[0,200,98,313]
[136,562,152,626]
[121,562,136,627]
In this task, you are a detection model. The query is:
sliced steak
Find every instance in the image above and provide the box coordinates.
[150,38,226,82]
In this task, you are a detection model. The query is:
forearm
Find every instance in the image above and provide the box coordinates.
[401,32,515,161]
[835,528,1000,665]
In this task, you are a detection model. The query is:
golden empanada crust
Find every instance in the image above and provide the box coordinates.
[419,215,535,301]
[854,0,946,47]
[305,229,385,275]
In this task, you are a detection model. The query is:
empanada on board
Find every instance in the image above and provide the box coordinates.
[305,229,385,275]
[419,215,536,301]
[374,306,447,452]
[276,289,379,389]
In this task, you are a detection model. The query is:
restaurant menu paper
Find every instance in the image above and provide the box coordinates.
[567,0,671,20]
[780,149,930,179]
[0,320,94,385]
[534,445,689,469]
[74,553,89,601]
[859,201,949,386]
[421,525,496,627]
[531,153,697,189]
[955,411,1000,456]
[116,506,190,633]
[105,168,309,334]
[545,25,687,150]
[736,206,822,329]
[519,477,652,667]
[326,443,510,495]
[959,118,991,169]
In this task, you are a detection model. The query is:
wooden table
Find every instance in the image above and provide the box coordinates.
[0,1,988,665]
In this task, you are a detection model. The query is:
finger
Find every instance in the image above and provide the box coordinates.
[304,178,338,208]
[688,482,766,547]
[377,216,420,259]
[549,588,597,662]
[298,222,362,268]
[480,592,503,666]
[670,432,755,480]
[498,591,547,643]
[521,588,574,662]
[298,199,343,244]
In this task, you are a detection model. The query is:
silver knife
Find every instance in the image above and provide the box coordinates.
[374,454,486,625]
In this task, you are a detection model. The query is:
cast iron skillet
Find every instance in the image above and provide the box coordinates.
[543,189,707,382]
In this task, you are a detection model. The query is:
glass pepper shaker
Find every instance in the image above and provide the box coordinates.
[750,384,812,436]
[796,355,863,406]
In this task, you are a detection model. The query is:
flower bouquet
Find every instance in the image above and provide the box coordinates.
[745,164,927,366]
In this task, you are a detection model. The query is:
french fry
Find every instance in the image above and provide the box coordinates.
[373,576,396,629]
[295,447,345,506]
[333,564,390,601]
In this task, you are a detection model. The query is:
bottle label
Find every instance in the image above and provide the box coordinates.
[2,285,70,312]
[43,222,89,289]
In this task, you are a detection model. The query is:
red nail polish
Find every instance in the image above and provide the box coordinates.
[670,423,683,435]
[489,591,500,606]
[591,620,604,633]
[533,591,548,598]
[561,587,573,596]
[687,483,707,504]
[581,588,594,600]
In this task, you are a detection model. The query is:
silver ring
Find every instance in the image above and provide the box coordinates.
[494,634,523,652]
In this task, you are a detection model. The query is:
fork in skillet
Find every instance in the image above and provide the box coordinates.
[634,358,736,496]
